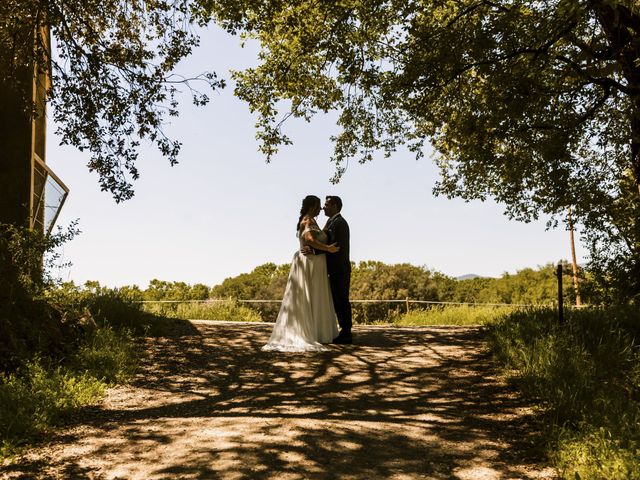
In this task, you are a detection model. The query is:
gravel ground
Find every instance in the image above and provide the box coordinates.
[1,320,557,479]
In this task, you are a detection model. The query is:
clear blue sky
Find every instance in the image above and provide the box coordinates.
[46,26,586,288]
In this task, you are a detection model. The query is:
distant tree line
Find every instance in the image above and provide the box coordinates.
[72,260,600,321]
[109,261,589,303]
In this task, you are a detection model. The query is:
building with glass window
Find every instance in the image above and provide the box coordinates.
[0,25,68,234]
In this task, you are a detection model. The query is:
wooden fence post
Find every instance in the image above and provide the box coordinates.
[556,263,564,324]
[405,297,410,314]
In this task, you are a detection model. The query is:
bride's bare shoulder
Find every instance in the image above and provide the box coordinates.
[300,216,319,231]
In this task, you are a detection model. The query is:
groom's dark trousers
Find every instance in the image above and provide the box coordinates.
[325,214,352,333]
[329,272,352,333]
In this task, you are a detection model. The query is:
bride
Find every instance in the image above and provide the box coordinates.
[262,195,340,352]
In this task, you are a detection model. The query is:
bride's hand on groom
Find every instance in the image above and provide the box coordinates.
[300,244,339,255]
[326,243,340,253]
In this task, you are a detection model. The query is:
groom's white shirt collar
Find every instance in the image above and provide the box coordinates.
[327,213,340,223]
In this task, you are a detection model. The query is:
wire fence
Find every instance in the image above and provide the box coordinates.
[135,263,580,324]
[135,299,543,308]
[135,298,559,324]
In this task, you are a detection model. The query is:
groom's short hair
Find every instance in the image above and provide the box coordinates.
[326,196,342,211]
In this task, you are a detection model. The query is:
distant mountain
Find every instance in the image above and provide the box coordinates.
[455,274,483,281]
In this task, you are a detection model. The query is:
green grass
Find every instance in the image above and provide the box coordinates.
[486,306,640,479]
[0,324,137,459]
[0,360,105,458]
[0,290,144,460]
[394,305,518,326]
[141,299,262,322]
[555,427,640,480]
[71,326,137,384]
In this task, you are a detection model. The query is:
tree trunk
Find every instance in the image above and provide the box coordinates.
[594,1,640,192]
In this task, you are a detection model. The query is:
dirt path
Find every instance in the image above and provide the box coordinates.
[2,321,555,479]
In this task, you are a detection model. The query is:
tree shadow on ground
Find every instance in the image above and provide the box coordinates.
[2,320,552,479]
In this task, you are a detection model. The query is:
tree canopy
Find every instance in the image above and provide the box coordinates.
[1,0,223,202]
[2,0,639,297]
[201,0,640,298]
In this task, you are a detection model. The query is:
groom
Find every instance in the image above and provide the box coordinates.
[322,196,353,344]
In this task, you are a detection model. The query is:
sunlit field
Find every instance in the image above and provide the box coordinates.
[394,305,518,326]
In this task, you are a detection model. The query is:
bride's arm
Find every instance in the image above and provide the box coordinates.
[301,218,340,253]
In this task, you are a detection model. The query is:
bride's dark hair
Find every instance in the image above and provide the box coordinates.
[297,195,321,232]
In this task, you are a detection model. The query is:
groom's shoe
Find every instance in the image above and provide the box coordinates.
[333,330,353,344]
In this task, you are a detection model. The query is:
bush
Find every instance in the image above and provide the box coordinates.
[45,282,157,334]
[0,224,79,370]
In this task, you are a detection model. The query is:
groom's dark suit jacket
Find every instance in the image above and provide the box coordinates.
[323,213,352,332]
[324,214,351,275]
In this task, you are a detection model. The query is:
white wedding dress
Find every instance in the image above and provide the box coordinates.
[262,222,339,352]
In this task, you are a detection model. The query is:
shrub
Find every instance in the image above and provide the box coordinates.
[0,224,79,370]
[45,283,157,334]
